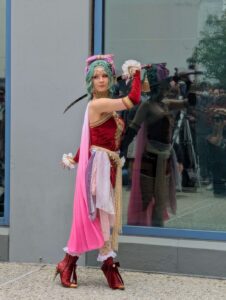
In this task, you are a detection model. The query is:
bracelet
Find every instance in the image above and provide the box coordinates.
[122,96,134,110]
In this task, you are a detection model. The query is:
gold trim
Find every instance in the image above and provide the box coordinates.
[122,96,134,109]
[113,112,124,149]
[90,113,112,128]
[142,77,151,93]
[93,91,109,99]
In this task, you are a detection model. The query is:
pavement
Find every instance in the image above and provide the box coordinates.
[0,263,226,299]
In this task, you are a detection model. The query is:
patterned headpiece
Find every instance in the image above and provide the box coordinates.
[145,63,170,88]
[85,54,116,76]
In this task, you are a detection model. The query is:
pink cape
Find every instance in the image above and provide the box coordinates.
[127,124,153,226]
[127,124,170,226]
[66,105,104,255]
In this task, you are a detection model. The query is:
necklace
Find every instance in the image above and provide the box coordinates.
[93,91,109,99]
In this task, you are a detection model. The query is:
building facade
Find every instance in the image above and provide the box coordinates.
[1,0,226,278]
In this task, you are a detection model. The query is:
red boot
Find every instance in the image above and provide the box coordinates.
[54,254,78,288]
[101,257,125,290]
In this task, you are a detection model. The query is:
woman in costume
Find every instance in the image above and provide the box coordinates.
[55,54,141,289]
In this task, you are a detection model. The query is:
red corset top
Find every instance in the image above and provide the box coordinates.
[89,112,125,188]
[90,112,125,151]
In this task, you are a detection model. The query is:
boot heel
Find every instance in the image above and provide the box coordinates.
[101,257,125,290]
[53,267,59,281]
[54,254,79,288]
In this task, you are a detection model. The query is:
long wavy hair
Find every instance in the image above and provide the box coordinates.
[85,60,114,97]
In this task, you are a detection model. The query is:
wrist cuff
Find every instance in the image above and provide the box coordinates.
[122,96,134,109]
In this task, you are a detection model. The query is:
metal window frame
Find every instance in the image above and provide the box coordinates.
[0,0,11,226]
[93,0,105,54]
[93,0,226,241]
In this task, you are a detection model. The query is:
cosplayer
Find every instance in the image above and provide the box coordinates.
[55,54,141,289]
[121,65,196,227]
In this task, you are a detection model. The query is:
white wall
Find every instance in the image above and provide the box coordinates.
[10,0,91,264]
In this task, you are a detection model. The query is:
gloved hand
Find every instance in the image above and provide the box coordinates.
[128,70,141,105]
[62,153,76,169]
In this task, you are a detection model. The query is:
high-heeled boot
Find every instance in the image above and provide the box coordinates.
[101,257,125,290]
[54,254,78,288]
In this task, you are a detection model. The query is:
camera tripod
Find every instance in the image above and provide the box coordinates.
[172,109,201,188]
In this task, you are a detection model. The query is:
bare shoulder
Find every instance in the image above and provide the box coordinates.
[89,98,107,110]
[88,100,99,114]
[89,98,105,113]
[88,100,104,123]
[89,97,126,114]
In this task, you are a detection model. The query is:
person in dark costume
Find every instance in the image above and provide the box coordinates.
[121,65,196,227]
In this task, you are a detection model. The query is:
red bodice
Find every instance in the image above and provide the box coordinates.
[74,112,125,187]
[90,112,124,151]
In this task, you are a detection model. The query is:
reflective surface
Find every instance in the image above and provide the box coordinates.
[0,0,6,218]
[105,0,226,231]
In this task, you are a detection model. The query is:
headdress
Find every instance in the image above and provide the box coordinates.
[85,54,116,76]
[142,63,171,102]
[64,54,115,113]
[144,63,170,88]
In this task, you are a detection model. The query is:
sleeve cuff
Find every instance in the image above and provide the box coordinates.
[122,96,134,109]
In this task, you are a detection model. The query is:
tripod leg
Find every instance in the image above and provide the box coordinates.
[185,119,201,187]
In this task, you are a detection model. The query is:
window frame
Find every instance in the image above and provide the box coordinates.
[0,0,11,226]
[93,0,226,241]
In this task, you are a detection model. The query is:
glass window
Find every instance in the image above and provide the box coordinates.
[0,0,6,221]
[104,0,226,232]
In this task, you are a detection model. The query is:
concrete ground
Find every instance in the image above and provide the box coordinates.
[0,263,226,300]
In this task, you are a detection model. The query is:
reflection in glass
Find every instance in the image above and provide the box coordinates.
[105,0,226,231]
[0,0,6,218]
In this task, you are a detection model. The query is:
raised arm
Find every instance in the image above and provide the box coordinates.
[120,101,149,157]
[162,92,197,110]
[162,99,187,110]
[89,70,141,114]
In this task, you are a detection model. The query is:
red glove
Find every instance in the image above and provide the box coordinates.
[128,70,141,105]
[73,148,80,163]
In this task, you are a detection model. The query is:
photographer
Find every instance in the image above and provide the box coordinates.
[207,106,226,196]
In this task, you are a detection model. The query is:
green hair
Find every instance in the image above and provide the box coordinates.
[86,60,114,96]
